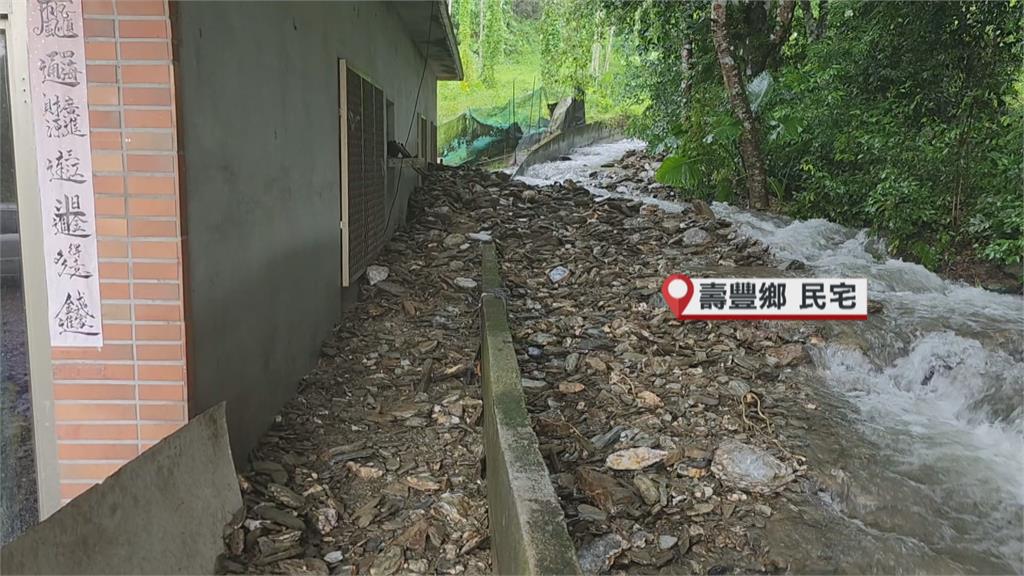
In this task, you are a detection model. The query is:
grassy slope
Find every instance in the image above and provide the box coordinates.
[437,38,631,128]
[438,45,554,127]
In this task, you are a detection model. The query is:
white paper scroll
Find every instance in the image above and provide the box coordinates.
[27,0,103,346]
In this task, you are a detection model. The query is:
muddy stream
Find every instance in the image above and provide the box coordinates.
[516,139,1024,574]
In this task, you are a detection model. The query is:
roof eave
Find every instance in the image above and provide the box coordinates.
[435,0,464,81]
[391,0,464,82]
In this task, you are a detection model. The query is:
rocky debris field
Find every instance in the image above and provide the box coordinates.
[220,209,492,574]
[592,148,678,203]
[428,164,823,574]
[222,157,827,575]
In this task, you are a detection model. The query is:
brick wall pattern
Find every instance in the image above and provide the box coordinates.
[50,0,186,503]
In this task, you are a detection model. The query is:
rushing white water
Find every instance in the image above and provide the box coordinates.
[517,139,647,188]
[714,205,1023,337]
[731,206,1024,573]
[515,139,1024,573]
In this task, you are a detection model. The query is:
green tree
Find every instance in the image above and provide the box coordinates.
[711,0,777,209]
[612,0,798,208]
[540,0,604,99]
[616,0,1021,270]
[777,0,1022,266]
[453,0,479,86]
[480,0,506,86]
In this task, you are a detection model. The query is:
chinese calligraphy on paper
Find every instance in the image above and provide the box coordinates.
[27,0,103,346]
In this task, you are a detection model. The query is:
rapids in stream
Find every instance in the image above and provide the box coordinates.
[516,139,1024,574]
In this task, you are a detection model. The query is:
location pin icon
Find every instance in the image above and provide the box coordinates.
[661,274,695,319]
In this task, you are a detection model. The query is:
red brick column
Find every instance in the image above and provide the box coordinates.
[50,0,186,503]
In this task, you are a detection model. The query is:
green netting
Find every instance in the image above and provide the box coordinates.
[440,87,554,166]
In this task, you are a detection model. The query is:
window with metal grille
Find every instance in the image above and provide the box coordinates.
[339,61,386,286]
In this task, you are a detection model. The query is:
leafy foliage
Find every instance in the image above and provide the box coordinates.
[539,0,605,97]
[452,0,478,87]
[480,0,507,85]
[619,0,1023,270]
[445,0,632,126]
[774,1,1022,267]
[451,0,1022,271]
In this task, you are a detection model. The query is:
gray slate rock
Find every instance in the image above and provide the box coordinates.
[711,440,795,494]
[578,533,629,574]
[682,227,712,246]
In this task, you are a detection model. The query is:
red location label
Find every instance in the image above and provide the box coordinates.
[661,274,694,319]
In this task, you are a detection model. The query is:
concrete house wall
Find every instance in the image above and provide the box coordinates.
[172,1,444,460]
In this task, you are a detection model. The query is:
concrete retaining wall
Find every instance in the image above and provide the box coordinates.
[0,404,241,574]
[513,122,622,176]
[479,244,581,575]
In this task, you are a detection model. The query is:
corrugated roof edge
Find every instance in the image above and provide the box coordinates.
[436,0,464,81]
[392,0,464,82]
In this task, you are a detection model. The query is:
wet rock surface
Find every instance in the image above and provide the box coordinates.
[523,141,1024,574]
[592,149,679,203]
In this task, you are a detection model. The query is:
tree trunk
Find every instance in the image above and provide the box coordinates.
[800,0,814,38]
[815,0,828,39]
[743,1,771,77]
[800,0,828,40]
[680,39,693,117]
[478,0,486,76]
[605,26,614,74]
[711,0,770,209]
[767,0,796,70]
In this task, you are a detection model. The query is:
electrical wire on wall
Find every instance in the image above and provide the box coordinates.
[383,0,434,237]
